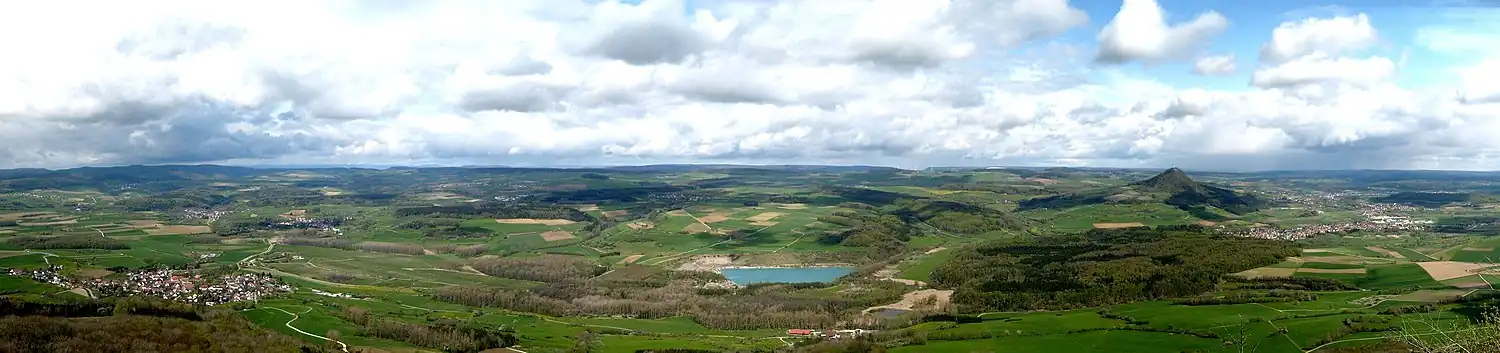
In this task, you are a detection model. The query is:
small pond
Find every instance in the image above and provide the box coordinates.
[720,267,855,285]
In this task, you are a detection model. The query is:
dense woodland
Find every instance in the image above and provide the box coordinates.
[6,235,129,250]
[434,267,914,330]
[334,306,517,352]
[1018,168,1268,215]
[0,296,321,353]
[932,226,1299,311]
[1373,192,1495,207]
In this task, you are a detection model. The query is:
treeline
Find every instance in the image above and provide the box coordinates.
[1223,276,1358,291]
[1372,192,1491,207]
[355,242,425,256]
[0,296,322,353]
[891,199,1024,234]
[6,235,129,250]
[394,203,589,221]
[540,186,683,203]
[932,227,1299,312]
[115,188,231,211]
[279,238,428,256]
[334,306,516,352]
[238,186,399,208]
[823,186,915,205]
[280,237,356,249]
[816,212,913,258]
[1433,216,1500,234]
[396,217,490,239]
[1172,290,1316,306]
[469,255,606,282]
[455,244,489,257]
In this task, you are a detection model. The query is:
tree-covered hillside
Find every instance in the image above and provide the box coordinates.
[932,226,1299,312]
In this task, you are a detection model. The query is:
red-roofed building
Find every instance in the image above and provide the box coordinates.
[787,329,813,336]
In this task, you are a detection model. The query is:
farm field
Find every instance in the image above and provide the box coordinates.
[8,165,1500,352]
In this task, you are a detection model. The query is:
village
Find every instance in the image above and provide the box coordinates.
[1230,202,1435,241]
[4,266,293,306]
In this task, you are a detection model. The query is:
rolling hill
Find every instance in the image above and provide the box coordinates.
[1017,168,1267,218]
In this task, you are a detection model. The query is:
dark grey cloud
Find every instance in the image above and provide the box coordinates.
[586,21,707,65]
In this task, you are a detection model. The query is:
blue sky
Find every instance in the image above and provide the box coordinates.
[3,0,1500,170]
[1057,0,1487,91]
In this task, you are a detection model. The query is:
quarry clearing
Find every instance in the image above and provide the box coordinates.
[865,289,953,313]
[540,231,576,242]
[1418,261,1494,281]
[496,218,577,226]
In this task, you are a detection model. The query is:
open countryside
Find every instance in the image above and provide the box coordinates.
[8,165,1500,352]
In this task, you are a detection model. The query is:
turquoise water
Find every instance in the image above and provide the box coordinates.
[720,267,855,285]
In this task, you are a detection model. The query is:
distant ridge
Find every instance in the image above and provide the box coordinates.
[1018,168,1269,217]
[1133,167,1197,192]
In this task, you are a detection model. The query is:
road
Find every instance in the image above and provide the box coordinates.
[680,209,713,232]
[260,306,349,353]
[239,240,276,266]
[23,249,58,266]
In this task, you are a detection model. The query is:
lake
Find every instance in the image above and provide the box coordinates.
[720,266,855,285]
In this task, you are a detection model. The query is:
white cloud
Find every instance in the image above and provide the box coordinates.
[1458,60,1500,104]
[1250,14,1395,90]
[1259,14,1379,64]
[0,0,1497,170]
[1095,0,1228,63]
[1192,54,1236,75]
[1250,54,1395,88]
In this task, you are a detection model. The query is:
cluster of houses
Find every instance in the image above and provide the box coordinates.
[649,192,711,203]
[786,329,869,339]
[6,266,68,287]
[5,266,294,306]
[265,216,347,233]
[1236,210,1434,240]
[92,269,294,305]
[180,208,231,222]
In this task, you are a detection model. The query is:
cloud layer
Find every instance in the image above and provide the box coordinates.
[0,0,1498,170]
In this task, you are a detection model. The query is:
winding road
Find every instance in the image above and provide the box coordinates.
[259,306,349,353]
[239,240,276,267]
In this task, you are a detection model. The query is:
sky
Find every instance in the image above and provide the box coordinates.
[1,0,1499,171]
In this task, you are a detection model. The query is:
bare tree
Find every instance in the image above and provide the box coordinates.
[1389,312,1500,353]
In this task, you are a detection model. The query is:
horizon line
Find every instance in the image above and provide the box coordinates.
[4,162,1500,174]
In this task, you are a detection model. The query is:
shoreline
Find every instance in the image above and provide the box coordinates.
[711,263,858,274]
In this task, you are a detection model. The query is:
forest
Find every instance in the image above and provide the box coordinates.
[930,226,1299,312]
[393,203,589,221]
[334,306,517,352]
[6,235,130,250]
[0,296,321,353]
[433,267,915,330]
